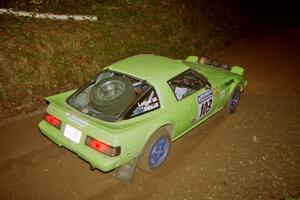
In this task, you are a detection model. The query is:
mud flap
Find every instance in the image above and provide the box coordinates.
[113,157,138,183]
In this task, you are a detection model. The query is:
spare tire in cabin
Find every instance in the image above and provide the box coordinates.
[90,76,135,115]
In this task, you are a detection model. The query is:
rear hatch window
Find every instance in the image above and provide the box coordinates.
[67,70,159,122]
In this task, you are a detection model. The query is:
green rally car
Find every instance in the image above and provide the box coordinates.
[39,54,247,175]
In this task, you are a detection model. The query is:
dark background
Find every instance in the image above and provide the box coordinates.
[234,0,299,26]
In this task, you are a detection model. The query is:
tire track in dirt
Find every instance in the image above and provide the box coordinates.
[0,144,65,175]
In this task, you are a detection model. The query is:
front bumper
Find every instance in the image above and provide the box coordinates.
[38,120,121,172]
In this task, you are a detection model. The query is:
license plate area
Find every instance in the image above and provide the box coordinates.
[64,124,82,144]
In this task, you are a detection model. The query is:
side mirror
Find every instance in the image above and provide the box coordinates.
[205,84,211,90]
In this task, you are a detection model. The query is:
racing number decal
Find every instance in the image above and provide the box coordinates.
[197,90,213,119]
[199,99,212,117]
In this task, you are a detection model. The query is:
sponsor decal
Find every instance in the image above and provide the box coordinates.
[197,90,213,119]
[220,90,225,98]
[132,91,159,116]
[66,112,88,127]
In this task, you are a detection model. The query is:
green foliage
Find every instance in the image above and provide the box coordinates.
[281,194,300,200]
[0,0,243,117]
[30,0,44,13]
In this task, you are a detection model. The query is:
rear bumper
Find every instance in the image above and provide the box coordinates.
[38,120,121,172]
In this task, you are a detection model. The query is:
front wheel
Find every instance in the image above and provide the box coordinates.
[138,128,171,172]
[225,86,241,114]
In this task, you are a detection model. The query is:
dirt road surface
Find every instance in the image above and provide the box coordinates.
[0,28,299,200]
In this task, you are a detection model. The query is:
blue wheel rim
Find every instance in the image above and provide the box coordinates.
[149,137,170,168]
[230,90,240,112]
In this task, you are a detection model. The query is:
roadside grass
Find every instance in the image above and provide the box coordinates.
[0,0,244,118]
[281,195,300,200]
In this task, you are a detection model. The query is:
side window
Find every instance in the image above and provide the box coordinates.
[125,88,160,118]
[168,69,208,101]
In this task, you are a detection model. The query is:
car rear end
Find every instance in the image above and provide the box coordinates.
[38,91,124,172]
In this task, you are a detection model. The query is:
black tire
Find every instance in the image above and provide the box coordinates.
[138,128,171,172]
[90,76,135,114]
[225,86,241,114]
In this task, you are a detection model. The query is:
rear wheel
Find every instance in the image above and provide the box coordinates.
[138,128,171,172]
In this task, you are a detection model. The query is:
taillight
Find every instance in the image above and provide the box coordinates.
[86,136,120,157]
[45,113,61,129]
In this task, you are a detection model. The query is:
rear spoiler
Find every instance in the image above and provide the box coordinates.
[185,56,244,76]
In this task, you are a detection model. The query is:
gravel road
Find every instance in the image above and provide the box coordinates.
[0,28,299,200]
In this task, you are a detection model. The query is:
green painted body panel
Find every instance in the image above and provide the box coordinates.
[107,54,188,88]
[38,54,247,172]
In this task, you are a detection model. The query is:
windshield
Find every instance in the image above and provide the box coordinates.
[67,70,155,122]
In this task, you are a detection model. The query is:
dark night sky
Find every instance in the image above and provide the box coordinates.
[235,0,300,26]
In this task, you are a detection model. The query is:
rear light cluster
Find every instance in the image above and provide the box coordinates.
[44,113,120,157]
[45,113,61,129]
[86,136,120,157]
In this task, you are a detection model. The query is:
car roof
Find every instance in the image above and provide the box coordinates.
[107,54,189,85]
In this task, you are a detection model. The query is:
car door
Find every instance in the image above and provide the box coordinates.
[168,69,213,138]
